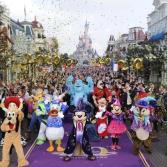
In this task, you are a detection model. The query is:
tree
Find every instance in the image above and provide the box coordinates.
[0,3,7,18]
[51,37,59,56]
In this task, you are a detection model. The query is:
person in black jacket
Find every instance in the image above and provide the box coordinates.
[120,84,136,112]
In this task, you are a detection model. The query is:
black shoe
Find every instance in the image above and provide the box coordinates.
[0,138,4,147]
[87,155,96,161]
[146,149,152,154]
[21,136,27,146]
[25,130,31,141]
[63,156,72,161]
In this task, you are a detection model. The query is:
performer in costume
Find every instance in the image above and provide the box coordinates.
[95,97,108,138]
[63,99,96,161]
[36,94,52,145]
[26,88,44,140]
[66,75,94,107]
[130,97,156,155]
[107,99,127,150]
[0,96,29,167]
[46,102,66,152]
[66,75,99,141]
[93,80,112,107]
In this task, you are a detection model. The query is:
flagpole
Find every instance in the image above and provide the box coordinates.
[24,5,27,21]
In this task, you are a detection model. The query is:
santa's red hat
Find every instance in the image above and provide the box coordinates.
[4,96,21,108]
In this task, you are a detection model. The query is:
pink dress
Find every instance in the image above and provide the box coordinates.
[107,113,127,135]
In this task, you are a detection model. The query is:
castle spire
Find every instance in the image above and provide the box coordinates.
[84,20,89,36]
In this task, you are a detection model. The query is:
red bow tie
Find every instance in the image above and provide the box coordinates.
[77,121,83,131]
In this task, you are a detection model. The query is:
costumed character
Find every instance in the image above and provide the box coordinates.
[36,94,52,145]
[93,80,112,107]
[107,99,127,150]
[130,97,156,155]
[66,75,94,107]
[0,96,29,167]
[63,99,96,161]
[26,88,44,140]
[66,75,99,141]
[46,101,66,152]
[95,97,108,138]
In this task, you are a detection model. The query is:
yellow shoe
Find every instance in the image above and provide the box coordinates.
[47,146,54,152]
[57,146,64,152]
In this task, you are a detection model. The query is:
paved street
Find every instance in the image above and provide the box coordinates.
[27,124,147,167]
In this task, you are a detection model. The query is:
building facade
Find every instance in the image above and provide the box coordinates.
[148,0,167,42]
[148,0,167,85]
[31,17,46,51]
[128,27,145,43]
[106,35,115,56]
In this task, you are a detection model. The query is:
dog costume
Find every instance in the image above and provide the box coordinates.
[0,96,29,167]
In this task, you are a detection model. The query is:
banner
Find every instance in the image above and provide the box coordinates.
[113,64,118,72]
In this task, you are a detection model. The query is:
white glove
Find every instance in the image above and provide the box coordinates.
[95,112,102,119]
[58,112,64,118]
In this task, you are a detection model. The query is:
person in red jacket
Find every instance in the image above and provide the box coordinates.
[93,80,112,107]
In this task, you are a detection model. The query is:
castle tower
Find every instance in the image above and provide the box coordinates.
[84,20,89,37]
[73,21,98,66]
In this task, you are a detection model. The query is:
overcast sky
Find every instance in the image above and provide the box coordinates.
[1,0,154,55]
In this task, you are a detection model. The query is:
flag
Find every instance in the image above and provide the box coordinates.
[24,5,26,21]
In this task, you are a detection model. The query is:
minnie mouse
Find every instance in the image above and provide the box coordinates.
[107,99,127,150]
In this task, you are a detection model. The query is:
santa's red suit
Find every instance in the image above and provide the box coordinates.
[96,116,108,137]
[95,108,108,138]
[93,87,112,101]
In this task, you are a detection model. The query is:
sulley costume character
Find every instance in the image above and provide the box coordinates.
[66,75,94,107]
[66,75,99,141]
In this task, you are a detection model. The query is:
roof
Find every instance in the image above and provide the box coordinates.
[20,21,32,25]
[10,19,24,35]
[31,16,43,29]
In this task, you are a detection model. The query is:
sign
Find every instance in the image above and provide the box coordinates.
[113,63,118,72]
[41,67,51,73]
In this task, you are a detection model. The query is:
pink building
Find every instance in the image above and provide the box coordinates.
[128,27,146,43]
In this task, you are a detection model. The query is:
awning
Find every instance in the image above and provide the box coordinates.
[149,32,165,41]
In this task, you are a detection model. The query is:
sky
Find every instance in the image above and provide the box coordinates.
[1,0,154,55]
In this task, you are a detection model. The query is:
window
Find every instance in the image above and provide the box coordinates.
[38,33,41,38]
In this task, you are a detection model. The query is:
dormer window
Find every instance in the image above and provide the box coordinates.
[38,33,41,38]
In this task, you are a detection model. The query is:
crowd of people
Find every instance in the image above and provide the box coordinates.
[0,66,167,157]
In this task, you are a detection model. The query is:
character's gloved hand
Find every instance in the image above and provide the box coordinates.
[95,112,102,119]
[58,112,64,118]
[86,76,93,84]
[67,75,74,82]
[36,109,44,116]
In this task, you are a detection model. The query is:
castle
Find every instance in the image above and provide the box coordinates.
[73,21,98,65]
